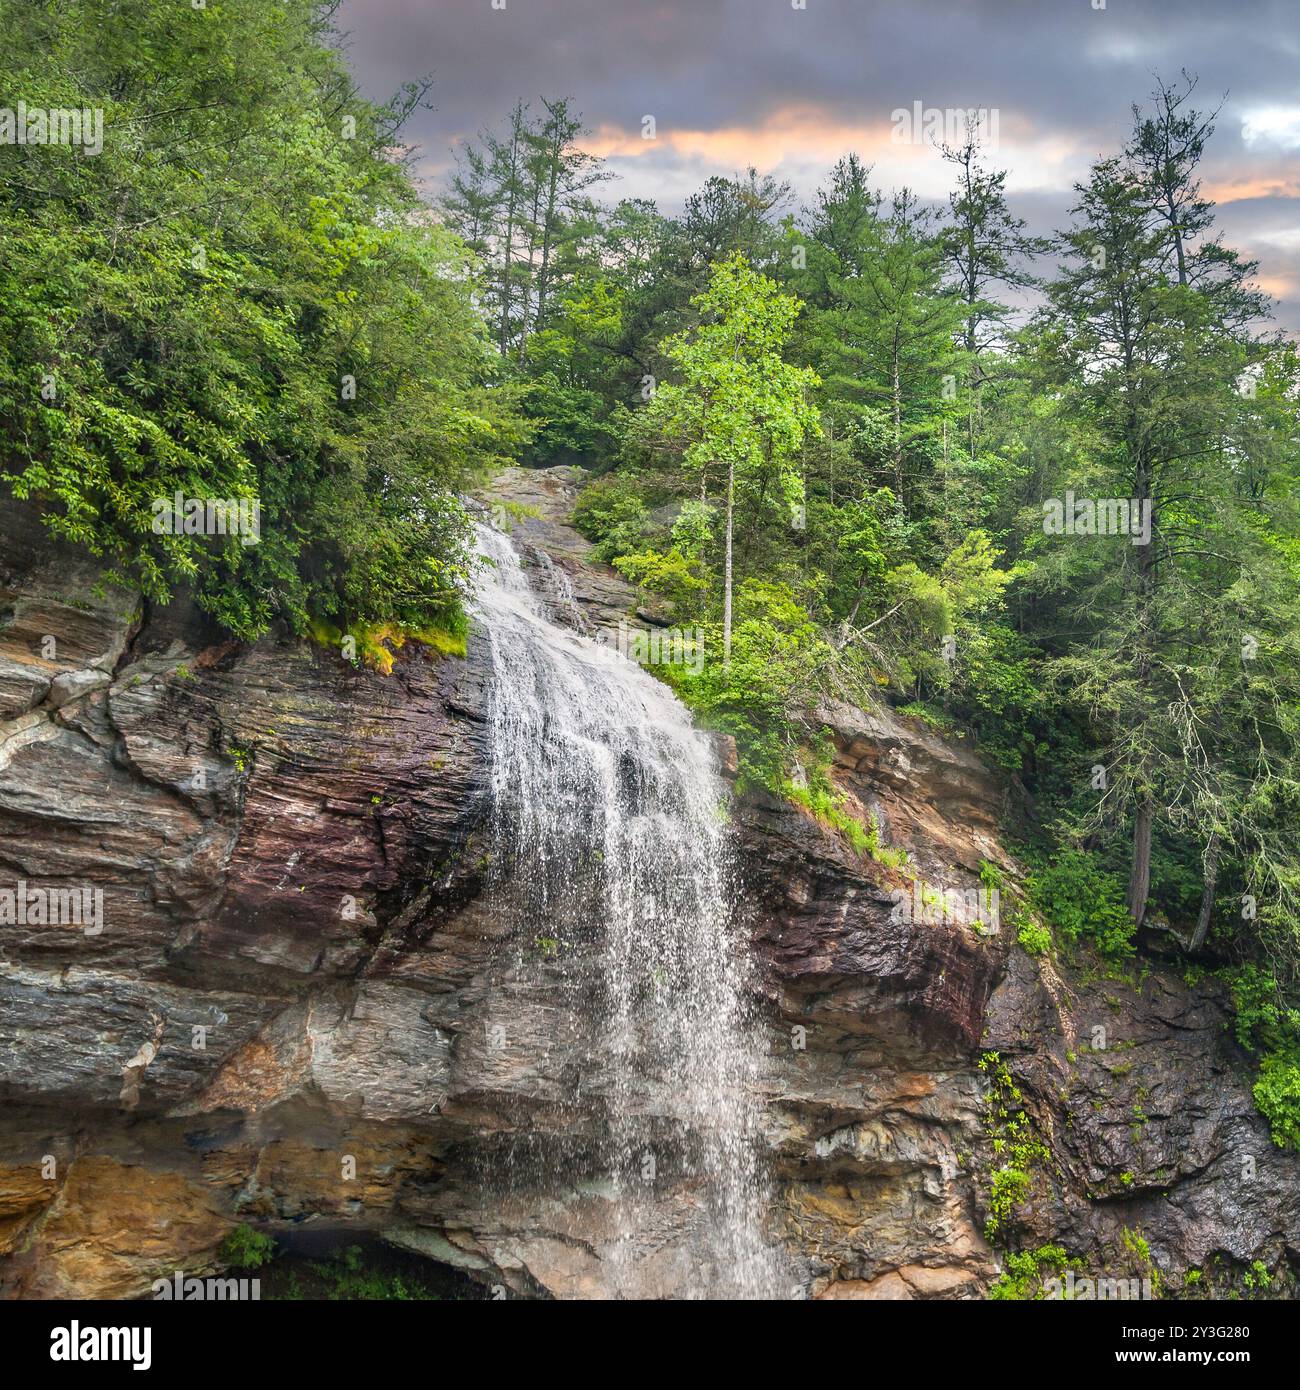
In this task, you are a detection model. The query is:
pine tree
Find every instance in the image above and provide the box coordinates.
[1038,136,1270,928]
[940,125,1047,458]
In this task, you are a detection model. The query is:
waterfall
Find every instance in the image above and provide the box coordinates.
[470,521,781,1299]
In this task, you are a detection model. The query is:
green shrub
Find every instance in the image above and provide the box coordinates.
[1225,964,1300,1053]
[1017,918,1053,955]
[773,732,909,869]
[663,581,834,790]
[988,1244,1071,1300]
[980,1052,1050,1240]
[220,1224,276,1270]
[1243,1259,1272,1292]
[1223,964,1300,1150]
[1253,1050,1300,1149]
[306,1245,435,1300]
[987,1166,1033,1237]
[896,701,958,735]
[612,547,707,611]
[1026,849,1135,959]
[781,776,906,868]
[572,474,653,563]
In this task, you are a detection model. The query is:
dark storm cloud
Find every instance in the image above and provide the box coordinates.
[336,0,1300,331]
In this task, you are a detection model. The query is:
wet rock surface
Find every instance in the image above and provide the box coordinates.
[0,475,1295,1299]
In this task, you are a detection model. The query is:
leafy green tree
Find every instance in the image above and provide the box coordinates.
[637,255,819,664]
[0,0,524,642]
[681,171,791,276]
[1125,71,1222,292]
[792,164,964,521]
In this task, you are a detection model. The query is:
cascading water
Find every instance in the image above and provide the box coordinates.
[471,520,781,1299]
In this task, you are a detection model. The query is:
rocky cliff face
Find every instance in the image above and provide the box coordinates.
[1,474,1296,1300]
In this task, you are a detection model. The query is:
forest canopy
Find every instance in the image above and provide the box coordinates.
[438,71,1300,1020]
[0,0,525,641]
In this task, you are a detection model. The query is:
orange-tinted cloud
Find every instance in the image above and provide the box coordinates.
[1203,176,1300,203]
[583,103,1081,199]
[1255,274,1297,301]
[582,106,902,165]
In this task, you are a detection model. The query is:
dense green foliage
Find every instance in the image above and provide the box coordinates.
[218,1226,455,1298]
[1026,849,1136,960]
[276,1244,437,1301]
[979,1051,1050,1240]
[445,78,1300,1036]
[1226,964,1300,1149]
[987,1244,1072,1301]
[0,0,525,640]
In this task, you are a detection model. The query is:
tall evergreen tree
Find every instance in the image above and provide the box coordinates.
[940,126,1047,459]
[1036,136,1269,927]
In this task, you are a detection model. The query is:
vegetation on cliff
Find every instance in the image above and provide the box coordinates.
[4,2,1300,1154]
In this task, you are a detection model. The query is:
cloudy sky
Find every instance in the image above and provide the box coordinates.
[336,0,1300,334]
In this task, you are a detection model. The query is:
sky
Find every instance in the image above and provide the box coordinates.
[334,0,1300,335]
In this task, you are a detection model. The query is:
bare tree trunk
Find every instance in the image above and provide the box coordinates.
[536,134,561,333]
[518,174,543,361]
[1189,832,1220,951]
[1127,798,1154,926]
[840,575,870,638]
[723,457,734,668]
[739,439,772,566]
[496,104,526,357]
[965,305,977,462]
[1126,407,1157,927]
[828,418,837,590]
[891,329,903,498]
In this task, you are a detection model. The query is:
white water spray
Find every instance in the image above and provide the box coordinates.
[471,521,780,1299]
